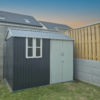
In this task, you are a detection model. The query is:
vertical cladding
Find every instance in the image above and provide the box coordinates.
[0,26,5,80]
[6,37,13,90]
[13,37,50,91]
[3,26,9,79]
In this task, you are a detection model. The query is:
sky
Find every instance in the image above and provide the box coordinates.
[0,0,100,28]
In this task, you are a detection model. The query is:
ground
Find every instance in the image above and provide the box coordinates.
[0,79,100,100]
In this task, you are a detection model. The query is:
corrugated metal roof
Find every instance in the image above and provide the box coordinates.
[0,11,42,27]
[7,28,74,40]
[39,21,72,30]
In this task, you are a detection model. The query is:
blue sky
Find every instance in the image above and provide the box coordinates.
[0,0,100,28]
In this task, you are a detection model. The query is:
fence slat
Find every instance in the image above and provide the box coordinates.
[76,30,78,58]
[73,30,76,57]
[82,28,84,59]
[91,25,96,60]
[84,27,88,59]
[77,30,79,58]
[79,29,81,58]
[75,30,77,58]
[88,26,92,60]
[96,24,100,61]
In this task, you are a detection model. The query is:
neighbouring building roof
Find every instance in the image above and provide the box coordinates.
[7,28,74,40]
[0,11,42,27]
[39,21,72,30]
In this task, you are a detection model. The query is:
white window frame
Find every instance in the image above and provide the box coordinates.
[26,38,42,58]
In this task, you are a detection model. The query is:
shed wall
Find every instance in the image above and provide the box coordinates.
[0,24,42,80]
[6,37,13,90]
[0,26,5,80]
[13,37,50,91]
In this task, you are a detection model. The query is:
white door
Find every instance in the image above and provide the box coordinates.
[50,40,73,84]
[50,40,62,84]
[62,41,73,82]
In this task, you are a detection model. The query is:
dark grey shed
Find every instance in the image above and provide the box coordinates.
[0,11,44,82]
[6,37,50,91]
[6,28,74,92]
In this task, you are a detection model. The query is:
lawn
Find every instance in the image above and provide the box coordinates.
[0,80,100,100]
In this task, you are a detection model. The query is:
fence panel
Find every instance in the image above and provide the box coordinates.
[69,23,100,61]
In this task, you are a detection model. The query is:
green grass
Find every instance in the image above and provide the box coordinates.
[0,80,100,100]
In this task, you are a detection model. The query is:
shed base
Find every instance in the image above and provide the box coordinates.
[5,80,73,93]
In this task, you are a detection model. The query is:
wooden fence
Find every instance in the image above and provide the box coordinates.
[69,23,100,61]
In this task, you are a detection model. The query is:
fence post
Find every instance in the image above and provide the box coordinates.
[96,24,100,61]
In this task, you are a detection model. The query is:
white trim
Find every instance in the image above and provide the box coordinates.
[0,22,59,32]
[0,22,40,28]
[26,38,28,58]
[12,36,74,41]
[6,32,12,39]
[35,38,42,58]
[33,38,36,58]
[41,39,42,57]
[67,30,69,36]
[26,38,34,58]
[26,38,42,58]
[39,22,48,29]
[55,27,71,30]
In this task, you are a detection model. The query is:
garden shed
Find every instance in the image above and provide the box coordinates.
[6,28,74,92]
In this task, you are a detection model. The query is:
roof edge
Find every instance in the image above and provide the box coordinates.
[8,27,59,33]
[39,21,70,26]
[0,21,42,27]
[55,27,72,30]
[69,21,100,30]
[7,28,75,41]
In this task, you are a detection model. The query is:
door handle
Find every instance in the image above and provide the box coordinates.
[62,61,64,62]
[61,52,64,56]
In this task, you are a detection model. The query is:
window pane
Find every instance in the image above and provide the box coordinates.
[28,38,33,46]
[36,38,40,47]
[36,48,40,56]
[28,48,33,56]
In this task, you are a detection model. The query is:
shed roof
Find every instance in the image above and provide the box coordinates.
[7,28,74,40]
[0,11,42,27]
[39,21,72,30]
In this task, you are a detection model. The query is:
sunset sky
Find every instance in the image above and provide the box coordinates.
[0,0,100,28]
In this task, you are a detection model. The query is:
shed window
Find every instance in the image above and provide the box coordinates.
[28,48,33,56]
[26,38,42,58]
